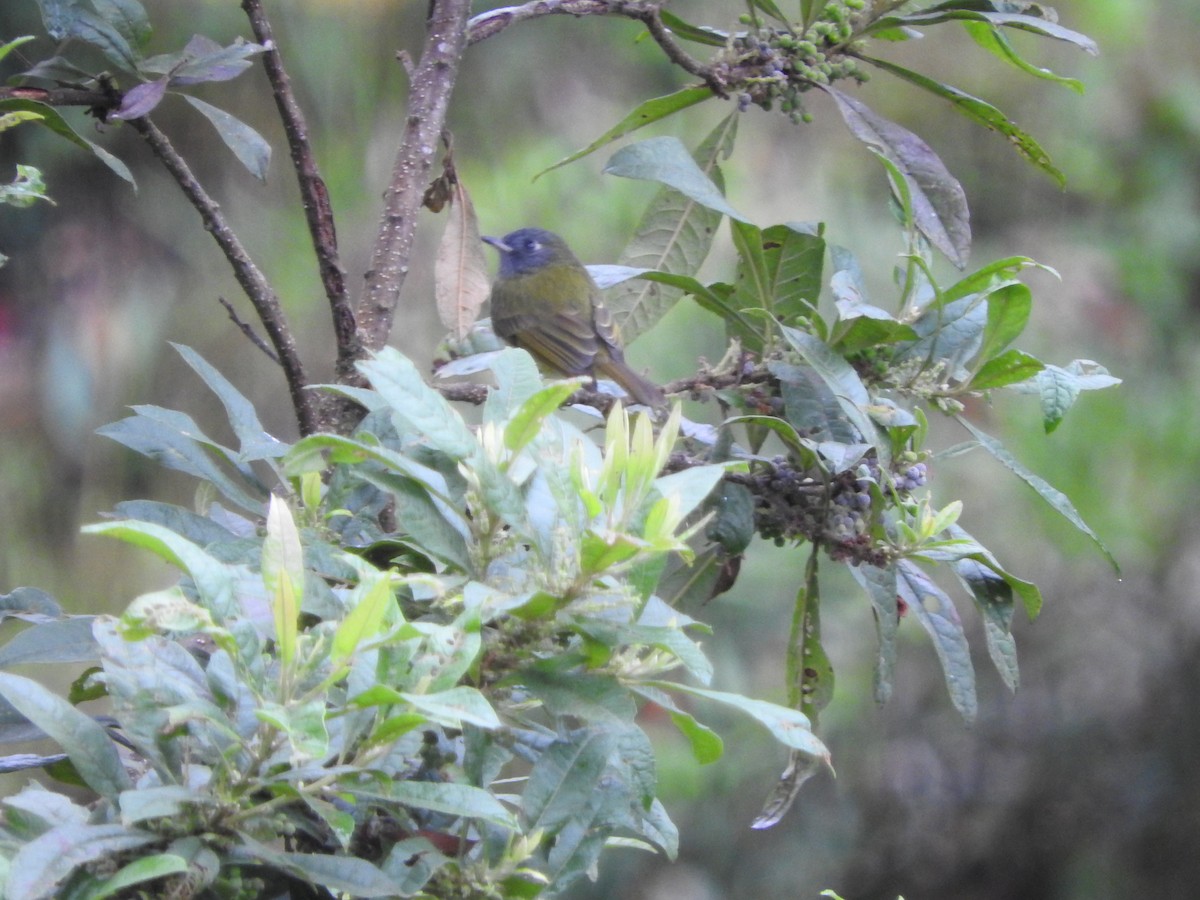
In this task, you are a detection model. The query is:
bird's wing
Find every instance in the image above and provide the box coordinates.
[491,274,601,377]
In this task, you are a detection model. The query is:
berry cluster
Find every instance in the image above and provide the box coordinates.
[721,1,870,123]
[745,446,933,566]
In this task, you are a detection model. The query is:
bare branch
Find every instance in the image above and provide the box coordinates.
[127,116,317,435]
[217,296,281,364]
[0,85,116,110]
[352,0,472,371]
[241,0,354,358]
[467,0,724,93]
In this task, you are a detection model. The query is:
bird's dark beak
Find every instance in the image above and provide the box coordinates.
[481,235,511,253]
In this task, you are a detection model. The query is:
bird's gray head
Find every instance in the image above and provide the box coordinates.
[483,227,577,278]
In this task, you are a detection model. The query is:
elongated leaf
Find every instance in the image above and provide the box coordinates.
[976,282,1032,364]
[964,20,1084,93]
[183,96,271,180]
[90,853,190,899]
[868,6,1099,55]
[604,136,750,224]
[537,86,713,177]
[7,823,156,900]
[523,729,617,830]
[895,560,977,721]
[331,574,393,666]
[956,416,1118,572]
[172,343,287,461]
[780,326,887,466]
[68,8,139,69]
[0,617,98,667]
[97,412,266,513]
[112,77,167,119]
[609,114,737,338]
[239,843,406,898]
[0,672,130,799]
[359,348,478,460]
[859,55,1065,187]
[92,0,152,51]
[630,684,723,763]
[848,563,899,704]
[435,180,490,340]
[826,88,970,267]
[654,682,830,760]
[263,496,303,665]
[400,686,501,730]
[83,520,238,619]
[503,381,582,454]
[168,35,267,84]
[0,99,134,185]
[384,779,518,829]
[969,348,1044,390]
[658,10,727,46]
[954,558,1019,691]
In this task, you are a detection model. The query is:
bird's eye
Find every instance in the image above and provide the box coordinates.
[527,240,541,252]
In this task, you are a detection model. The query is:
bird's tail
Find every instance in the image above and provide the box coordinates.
[598,356,666,409]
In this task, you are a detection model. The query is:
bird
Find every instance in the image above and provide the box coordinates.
[482,227,666,408]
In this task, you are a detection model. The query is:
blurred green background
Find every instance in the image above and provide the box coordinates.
[2,1,1198,897]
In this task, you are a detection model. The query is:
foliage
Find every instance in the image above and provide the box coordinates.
[0,0,1118,898]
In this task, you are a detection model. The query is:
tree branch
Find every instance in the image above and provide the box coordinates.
[466,0,725,94]
[127,116,317,435]
[353,0,472,372]
[241,0,354,359]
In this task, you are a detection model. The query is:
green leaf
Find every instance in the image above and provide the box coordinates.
[893,295,988,377]
[654,682,830,760]
[633,684,725,764]
[67,8,139,69]
[83,520,237,619]
[86,853,189,899]
[537,86,713,177]
[787,553,833,723]
[868,6,1099,55]
[0,99,134,185]
[331,574,393,666]
[0,35,35,64]
[521,667,637,724]
[0,586,63,617]
[6,823,156,900]
[172,344,287,462]
[523,729,617,831]
[976,282,1032,364]
[97,411,266,513]
[964,20,1084,93]
[263,496,303,665]
[969,348,1044,390]
[400,686,501,730]
[825,87,971,268]
[604,136,750,224]
[383,779,519,830]
[658,10,728,46]
[92,0,152,51]
[848,564,899,704]
[956,416,1118,572]
[359,348,479,460]
[183,96,271,181]
[859,55,1065,187]
[166,35,267,84]
[895,560,977,721]
[0,672,131,799]
[608,114,737,338]
[503,381,582,454]
[0,618,98,667]
[780,326,887,466]
[237,840,407,898]
[1035,364,1080,433]
[354,470,471,571]
[953,558,1019,691]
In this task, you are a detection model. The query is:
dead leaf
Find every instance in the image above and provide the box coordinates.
[434,181,491,340]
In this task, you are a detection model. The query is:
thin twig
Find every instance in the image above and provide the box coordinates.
[352,0,472,368]
[465,0,723,93]
[241,0,354,359]
[126,116,317,435]
[218,296,281,364]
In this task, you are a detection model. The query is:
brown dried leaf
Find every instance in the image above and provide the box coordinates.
[434,182,491,340]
